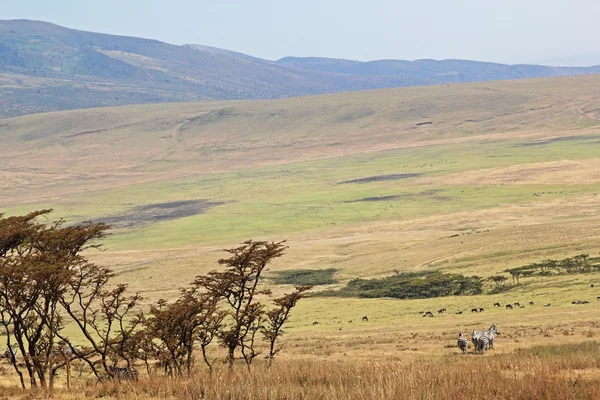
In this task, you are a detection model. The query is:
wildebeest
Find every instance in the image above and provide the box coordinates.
[479,307,485,312]
[455,311,463,314]
[544,303,551,307]
[312,321,319,325]
[362,316,369,322]
[514,302,521,307]
[506,304,513,309]
[529,301,534,305]
[591,284,595,288]
[493,302,501,307]
[424,311,434,317]
[471,308,479,313]
[437,308,447,314]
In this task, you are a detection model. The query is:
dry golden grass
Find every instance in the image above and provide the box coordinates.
[3,342,600,399]
[420,159,600,186]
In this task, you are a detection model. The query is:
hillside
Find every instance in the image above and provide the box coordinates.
[2,19,600,118]
[3,76,600,395]
[2,74,600,301]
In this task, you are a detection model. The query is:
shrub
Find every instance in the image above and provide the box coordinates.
[316,271,482,299]
[272,268,338,286]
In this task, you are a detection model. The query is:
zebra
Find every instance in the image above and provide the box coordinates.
[457,332,468,354]
[3,346,17,363]
[471,331,489,353]
[472,324,500,352]
[485,324,500,349]
[107,366,138,381]
[471,330,486,353]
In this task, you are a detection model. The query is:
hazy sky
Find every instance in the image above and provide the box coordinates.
[2,0,599,65]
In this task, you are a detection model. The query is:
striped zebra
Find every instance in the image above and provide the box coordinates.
[107,365,138,381]
[457,332,468,354]
[3,346,17,363]
[471,330,485,353]
[471,324,499,353]
[485,324,500,349]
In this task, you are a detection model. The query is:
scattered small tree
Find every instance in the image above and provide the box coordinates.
[262,285,311,364]
[0,212,310,390]
[487,275,508,288]
[196,240,287,369]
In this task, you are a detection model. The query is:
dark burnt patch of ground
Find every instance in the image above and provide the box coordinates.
[338,173,421,184]
[346,190,445,203]
[93,200,224,228]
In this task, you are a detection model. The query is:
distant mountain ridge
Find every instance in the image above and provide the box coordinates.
[1,19,600,118]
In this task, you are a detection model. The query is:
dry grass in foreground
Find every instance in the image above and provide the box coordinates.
[3,341,600,400]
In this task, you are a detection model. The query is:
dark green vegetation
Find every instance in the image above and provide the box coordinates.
[505,254,600,280]
[272,268,338,286]
[318,271,482,299]
[2,19,600,117]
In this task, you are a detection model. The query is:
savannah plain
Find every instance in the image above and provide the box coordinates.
[2,74,600,398]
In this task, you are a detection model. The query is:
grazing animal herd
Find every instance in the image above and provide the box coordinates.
[418,299,557,317]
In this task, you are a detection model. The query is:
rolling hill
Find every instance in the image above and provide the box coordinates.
[3,75,600,383]
[2,19,600,118]
[2,74,600,300]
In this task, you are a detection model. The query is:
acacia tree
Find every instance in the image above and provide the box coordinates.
[0,210,142,388]
[487,275,508,288]
[0,211,53,388]
[262,285,311,364]
[137,288,224,376]
[57,265,142,381]
[196,240,287,369]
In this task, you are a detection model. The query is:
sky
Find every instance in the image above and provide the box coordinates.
[2,0,600,65]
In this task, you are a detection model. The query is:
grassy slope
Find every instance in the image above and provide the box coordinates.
[2,75,600,344]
